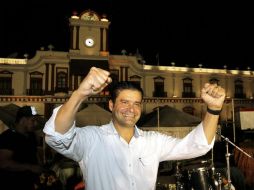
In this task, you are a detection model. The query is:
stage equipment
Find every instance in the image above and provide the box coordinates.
[217,133,253,190]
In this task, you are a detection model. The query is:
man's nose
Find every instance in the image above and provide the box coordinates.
[126,103,135,111]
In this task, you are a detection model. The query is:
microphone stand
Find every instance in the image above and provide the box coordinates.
[218,133,253,189]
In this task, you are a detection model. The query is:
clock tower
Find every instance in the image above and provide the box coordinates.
[69,10,110,56]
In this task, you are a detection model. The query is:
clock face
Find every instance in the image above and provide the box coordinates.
[85,38,94,47]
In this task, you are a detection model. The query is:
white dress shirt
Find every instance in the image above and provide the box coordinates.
[43,106,214,190]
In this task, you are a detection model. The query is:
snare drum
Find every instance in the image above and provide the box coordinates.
[178,159,220,190]
[183,167,217,190]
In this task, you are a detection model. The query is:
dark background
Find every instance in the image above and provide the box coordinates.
[1,1,254,69]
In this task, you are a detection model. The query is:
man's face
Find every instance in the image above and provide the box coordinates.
[109,89,142,128]
[24,117,38,132]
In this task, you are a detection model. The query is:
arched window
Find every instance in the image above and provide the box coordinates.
[0,70,13,95]
[29,71,43,95]
[110,70,119,83]
[153,76,166,97]
[182,77,195,97]
[56,71,68,93]
[234,79,245,98]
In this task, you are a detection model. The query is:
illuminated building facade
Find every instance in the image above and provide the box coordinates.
[1,10,254,127]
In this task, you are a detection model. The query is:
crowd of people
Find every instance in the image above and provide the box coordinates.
[0,106,44,189]
[0,105,82,190]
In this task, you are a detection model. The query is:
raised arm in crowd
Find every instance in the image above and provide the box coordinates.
[43,67,225,190]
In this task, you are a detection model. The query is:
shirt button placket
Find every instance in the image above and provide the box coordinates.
[128,144,135,190]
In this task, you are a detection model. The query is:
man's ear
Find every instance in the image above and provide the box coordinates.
[109,100,113,112]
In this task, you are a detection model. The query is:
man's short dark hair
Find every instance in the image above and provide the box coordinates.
[109,81,143,103]
[15,106,40,123]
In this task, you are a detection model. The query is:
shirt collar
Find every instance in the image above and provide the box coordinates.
[102,120,144,138]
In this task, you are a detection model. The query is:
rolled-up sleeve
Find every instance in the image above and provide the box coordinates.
[43,106,81,161]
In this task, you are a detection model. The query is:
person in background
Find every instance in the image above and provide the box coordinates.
[34,169,63,190]
[45,170,63,190]
[34,170,48,190]
[43,67,226,190]
[0,106,44,190]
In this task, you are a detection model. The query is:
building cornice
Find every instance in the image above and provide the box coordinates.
[0,95,253,105]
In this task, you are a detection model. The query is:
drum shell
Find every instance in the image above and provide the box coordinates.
[181,167,216,190]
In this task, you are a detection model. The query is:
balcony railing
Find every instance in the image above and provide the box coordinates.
[182,92,196,98]
[153,91,167,97]
[54,87,69,93]
[0,88,14,95]
[234,93,246,99]
[27,89,44,96]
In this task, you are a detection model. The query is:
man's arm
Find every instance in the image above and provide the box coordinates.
[54,67,111,134]
[201,83,226,144]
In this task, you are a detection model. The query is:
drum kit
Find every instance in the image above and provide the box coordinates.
[156,154,224,190]
[157,131,253,190]
[174,158,222,190]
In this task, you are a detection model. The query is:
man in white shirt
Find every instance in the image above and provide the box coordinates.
[43,67,226,190]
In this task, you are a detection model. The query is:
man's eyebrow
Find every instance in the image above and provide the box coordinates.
[119,99,141,103]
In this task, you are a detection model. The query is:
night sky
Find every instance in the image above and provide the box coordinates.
[1,1,254,70]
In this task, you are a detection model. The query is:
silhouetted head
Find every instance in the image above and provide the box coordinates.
[15,106,41,123]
